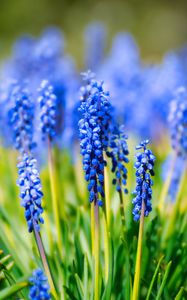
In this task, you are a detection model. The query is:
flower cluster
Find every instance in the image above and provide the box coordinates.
[107,125,129,193]
[8,83,36,154]
[17,155,44,232]
[168,87,187,157]
[78,71,113,206]
[38,80,58,142]
[29,269,51,300]
[132,140,155,221]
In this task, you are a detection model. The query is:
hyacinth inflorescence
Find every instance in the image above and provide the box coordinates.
[29,269,51,300]
[38,80,58,142]
[17,155,44,232]
[132,140,155,221]
[8,83,36,154]
[107,125,129,193]
[168,87,187,157]
[78,71,113,206]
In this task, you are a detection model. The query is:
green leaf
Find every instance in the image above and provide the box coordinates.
[155,261,172,300]
[145,256,164,300]
[74,273,84,299]
[101,235,114,300]
[83,255,89,300]
[63,286,79,300]
[0,281,28,299]
[175,287,184,300]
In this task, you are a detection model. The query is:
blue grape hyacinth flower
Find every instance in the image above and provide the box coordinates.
[17,154,44,232]
[29,269,51,300]
[78,71,113,206]
[84,22,106,71]
[107,125,129,193]
[168,87,187,157]
[132,140,155,221]
[38,80,58,142]
[8,83,36,154]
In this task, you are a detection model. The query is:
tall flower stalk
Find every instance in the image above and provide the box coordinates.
[78,71,113,300]
[17,154,57,298]
[132,140,155,300]
[38,80,63,255]
[107,124,129,233]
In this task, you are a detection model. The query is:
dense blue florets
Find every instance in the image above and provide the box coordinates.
[132,140,155,221]
[29,269,51,300]
[8,83,36,153]
[107,125,129,193]
[17,155,44,232]
[38,80,58,142]
[168,87,187,157]
[78,71,113,206]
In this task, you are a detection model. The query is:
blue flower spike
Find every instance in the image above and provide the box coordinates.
[78,71,113,206]
[132,140,155,221]
[17,154,44,232]
[29,269,51,300]
[38,80,58,142]
[107,125,129,193]
[8,83,36,154]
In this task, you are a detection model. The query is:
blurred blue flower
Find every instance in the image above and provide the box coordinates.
[17,155,44,232]
[162,154,185,201]
[132,140,155,221]
[168,87,187,157]
[38,80,59,142]
[84,22,107,71]
[29,269,51,300]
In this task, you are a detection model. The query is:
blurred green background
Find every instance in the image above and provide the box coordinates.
[0,0,187,65]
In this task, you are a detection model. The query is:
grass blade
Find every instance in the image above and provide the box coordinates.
[145,256,164,300]
[155,261,172,300]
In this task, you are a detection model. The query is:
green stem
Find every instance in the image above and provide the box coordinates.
[103,212,109,282]
[104,153,110,227]
[34,226,58,299]
[94,203,100,300]
[132,200,145,300]
[48,139,63,255]
[118,187,126,235]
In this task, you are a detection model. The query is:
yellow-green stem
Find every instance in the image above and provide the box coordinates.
[118,185,126,235]
[91,203,95,256]
[104,153,111,227]
[94,204,100,300]
[103,212,109,282]
[34,226,58,299]
[103,154,110,282]
[132,201,145,300]
[158,152,177,212]
[47,139,63,255]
